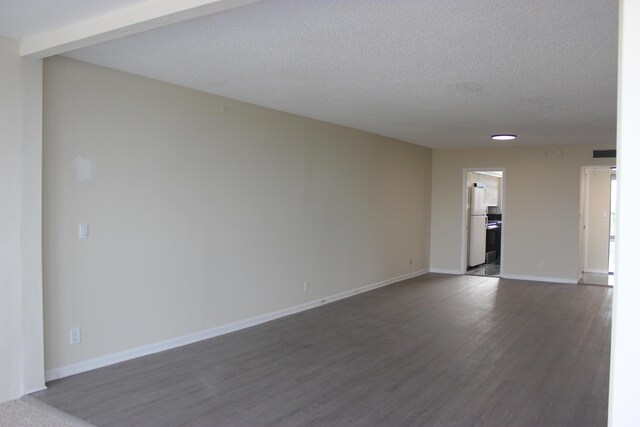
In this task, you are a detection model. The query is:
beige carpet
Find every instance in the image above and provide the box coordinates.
[0,396,93,427]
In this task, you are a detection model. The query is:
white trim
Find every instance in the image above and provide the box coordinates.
[584,269,611,275]
[501,273,579,284]
[45,268,429,382]
[461,169,469,272]
[24,385,47,395]
[583,167,592,273]
[578,168,586,276]
[429,267,464,275]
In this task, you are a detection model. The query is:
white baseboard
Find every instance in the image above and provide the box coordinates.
[500,273,579,284]
[413,268,577,285]
[429,268,463,275]
[24,384,46,395]
[45,268,429,382]
[583,269,610,275]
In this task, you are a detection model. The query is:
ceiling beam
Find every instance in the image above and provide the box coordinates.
[20,0,263,59]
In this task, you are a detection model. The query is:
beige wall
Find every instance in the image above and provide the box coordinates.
[42,57,432,374]
[0,36,45,402]
[584,168,613,273]
[431,145,614,281]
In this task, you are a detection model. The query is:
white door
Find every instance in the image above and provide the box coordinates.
[583,168,613,274]
[469,215,487,266]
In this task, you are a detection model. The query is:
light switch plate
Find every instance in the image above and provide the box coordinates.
[70,327,81,345]
[79,224,89,239]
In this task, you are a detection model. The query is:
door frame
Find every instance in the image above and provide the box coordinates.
[461,167,506,275]
[581,165,615,275]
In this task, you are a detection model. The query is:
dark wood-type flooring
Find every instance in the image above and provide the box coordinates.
[33,274,612,427]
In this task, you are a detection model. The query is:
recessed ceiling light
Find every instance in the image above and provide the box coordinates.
[491,134,517,141]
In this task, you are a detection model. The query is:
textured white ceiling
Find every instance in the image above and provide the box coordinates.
[61,0,616,147]
[0,0,148,39]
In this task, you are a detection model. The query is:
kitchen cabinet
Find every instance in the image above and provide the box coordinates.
[469,172,501,209]
[485,177,499,207]
[486,224,501,262]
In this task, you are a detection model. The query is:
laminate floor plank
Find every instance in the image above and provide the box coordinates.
[32,274,612,426]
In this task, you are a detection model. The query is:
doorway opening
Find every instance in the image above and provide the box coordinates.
[608,172,616,274]
[580,166,615,286]
[463,169,505,277]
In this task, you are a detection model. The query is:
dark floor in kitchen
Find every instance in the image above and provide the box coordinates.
[467,259,501,276]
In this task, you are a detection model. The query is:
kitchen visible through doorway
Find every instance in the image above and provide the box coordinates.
[465,170,504,277]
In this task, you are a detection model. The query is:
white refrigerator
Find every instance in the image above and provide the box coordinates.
[468,184,487,267]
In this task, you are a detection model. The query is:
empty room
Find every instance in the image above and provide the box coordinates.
[1,0,640,426]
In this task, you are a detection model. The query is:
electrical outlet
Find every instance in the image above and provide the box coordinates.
[303,281,309,293]
[538,261,544,270]
[409,258,413,266]
[70,327,81,345]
